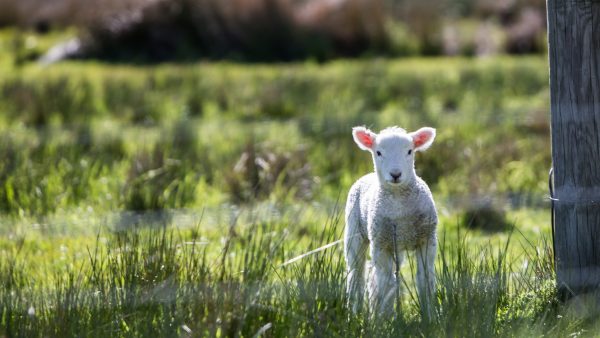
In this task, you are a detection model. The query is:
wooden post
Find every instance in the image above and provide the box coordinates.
[547,0,600,297]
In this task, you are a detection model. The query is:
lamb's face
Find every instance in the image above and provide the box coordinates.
[352,126,436,188]
[372,133,415,186]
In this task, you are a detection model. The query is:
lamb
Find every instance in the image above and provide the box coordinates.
[344,126,438,317]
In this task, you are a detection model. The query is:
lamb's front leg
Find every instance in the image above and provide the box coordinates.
[345,218,368,314]
[416,238,437,319]
[368,245,397,317]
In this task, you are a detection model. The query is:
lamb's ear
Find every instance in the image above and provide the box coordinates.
[410,127,436,151]
[352,126,377,151]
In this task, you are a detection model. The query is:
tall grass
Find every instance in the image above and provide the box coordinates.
[0,209,593,337]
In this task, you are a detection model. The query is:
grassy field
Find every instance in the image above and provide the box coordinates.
[0,29,598,337]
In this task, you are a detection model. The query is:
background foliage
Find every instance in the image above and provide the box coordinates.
[0,0,547,62]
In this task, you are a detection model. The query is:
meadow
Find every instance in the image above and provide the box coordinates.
[0,29,597,337]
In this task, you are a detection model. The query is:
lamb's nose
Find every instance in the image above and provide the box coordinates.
[390,171,402,181]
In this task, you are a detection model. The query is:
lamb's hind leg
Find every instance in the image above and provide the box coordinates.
[416,238,437,319]
[344,215,368,313]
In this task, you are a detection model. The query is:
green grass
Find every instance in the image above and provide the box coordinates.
[0,56,551,216]
[0,29,596,337]
[0,211,594,337]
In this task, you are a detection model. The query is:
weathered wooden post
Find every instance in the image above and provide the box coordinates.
[547,0,600,297]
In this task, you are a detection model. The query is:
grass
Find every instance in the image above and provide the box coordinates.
[0,210,595,337]
[0,56,551,216]
[0,29,596,337]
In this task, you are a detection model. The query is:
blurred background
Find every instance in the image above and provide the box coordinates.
[0,0,547,63]
[0,0,554,236]
[0,0,552,238]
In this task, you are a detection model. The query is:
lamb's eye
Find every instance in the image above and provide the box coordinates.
[407,149,412,155]
[376,151,382,156]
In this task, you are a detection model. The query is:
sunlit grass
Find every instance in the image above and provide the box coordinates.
[0,207,593,337]
[0,28,581,336]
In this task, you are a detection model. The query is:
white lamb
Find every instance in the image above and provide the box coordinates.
[344,126,438,317]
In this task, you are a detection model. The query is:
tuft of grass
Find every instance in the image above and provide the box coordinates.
[462,198,511,232]
[225,140,314,204]
[123,147,197,211]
